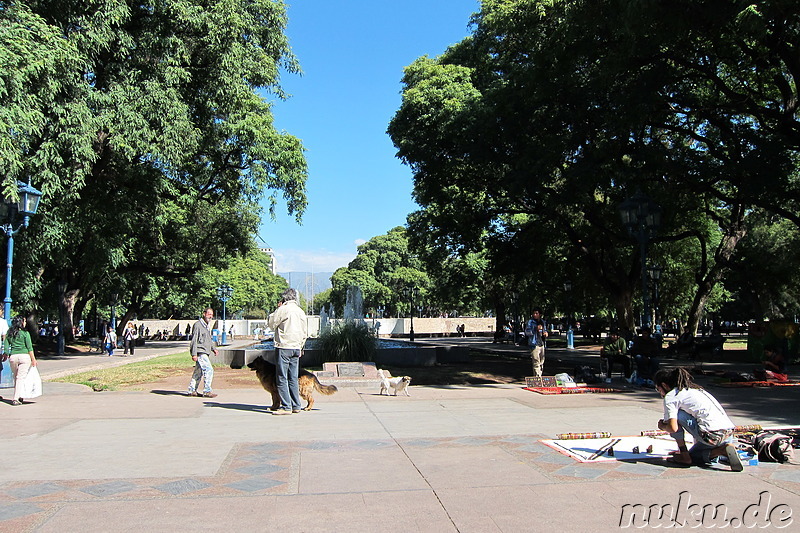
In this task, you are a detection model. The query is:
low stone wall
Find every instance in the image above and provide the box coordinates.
[135,316,491,339]
[223,342,470,369]
[365,317,496,337]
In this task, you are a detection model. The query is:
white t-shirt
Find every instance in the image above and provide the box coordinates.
[663,387,735,432]
[0,319,8,338]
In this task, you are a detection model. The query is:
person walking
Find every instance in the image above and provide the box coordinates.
[187,307,218,398]
[122,322,138,356]
[4,316,37,406]
[104,325,117,357]
[525,308,548,377]
[267,288,308,415]
[0,309,8,390]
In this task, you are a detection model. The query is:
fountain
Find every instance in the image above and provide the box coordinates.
[319,305,329,332]
[342,285,364,322]
[222,285,470,371]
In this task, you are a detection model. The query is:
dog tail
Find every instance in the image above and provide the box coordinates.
[313,375,338,395]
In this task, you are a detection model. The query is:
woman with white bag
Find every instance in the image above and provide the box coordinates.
[4,316,37,406]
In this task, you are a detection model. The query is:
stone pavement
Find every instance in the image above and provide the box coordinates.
[1,338,799,532]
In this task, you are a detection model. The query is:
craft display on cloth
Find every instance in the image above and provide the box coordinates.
[525,376,558,388]
[22,366,43,399]
[714,380,800,388]
[524,386,628,395]
[542,435,680,463]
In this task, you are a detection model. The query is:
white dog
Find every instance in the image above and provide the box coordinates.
[378,369,412,396]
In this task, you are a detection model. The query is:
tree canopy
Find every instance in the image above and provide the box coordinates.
[388,0,800,331]
[1,0,307,335]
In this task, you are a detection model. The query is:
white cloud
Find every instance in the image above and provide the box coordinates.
[275,249,356,273]
[354,238,367,246]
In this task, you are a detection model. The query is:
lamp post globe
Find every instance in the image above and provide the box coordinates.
[618,190,661,328]
[1,181,42,325]
[216,284,234,345]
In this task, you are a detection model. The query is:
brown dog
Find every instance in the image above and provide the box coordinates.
[248,355,337,411]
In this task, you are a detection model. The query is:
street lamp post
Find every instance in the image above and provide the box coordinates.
[110,293,119,331]
[216,284,233,345]
[57,279,67,357]
[564,281,574,349]
[619,190,662,327]
[648,265,663,327]
[402,286,419,342]
[0,181,42,325]
[510,291,519,345]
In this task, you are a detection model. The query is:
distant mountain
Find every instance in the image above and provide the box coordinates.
[279,272,333,298]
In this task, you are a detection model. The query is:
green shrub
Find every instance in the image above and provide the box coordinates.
[318,320,377,362]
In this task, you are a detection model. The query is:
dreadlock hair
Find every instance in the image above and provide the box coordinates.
[653,367,701,391]
[7,316,25,339]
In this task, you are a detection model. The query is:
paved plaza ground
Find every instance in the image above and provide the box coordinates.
[1,337,799,531]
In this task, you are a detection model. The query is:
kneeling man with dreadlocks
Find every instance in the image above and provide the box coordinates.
[654,367,743,472]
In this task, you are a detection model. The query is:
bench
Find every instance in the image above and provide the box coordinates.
[88,337,102,353]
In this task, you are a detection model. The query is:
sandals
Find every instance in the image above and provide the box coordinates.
[725,444,744,472]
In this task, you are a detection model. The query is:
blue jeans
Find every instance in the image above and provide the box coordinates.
[671,409,733,464]
[276,348,301,411]
[188,354,214,394]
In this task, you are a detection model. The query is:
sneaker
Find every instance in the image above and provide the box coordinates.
[202,392,218,398]
[11,400,21,406]
[186,391,200,397]
[272,409,292,415]
[725,444,744,472]
[292,409,301,413]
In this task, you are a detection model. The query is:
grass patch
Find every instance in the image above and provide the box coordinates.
[50,351,219,391]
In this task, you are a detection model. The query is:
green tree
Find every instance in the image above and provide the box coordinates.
[389,0,797,332]
[1,1,307,337]
[330,227,428,317]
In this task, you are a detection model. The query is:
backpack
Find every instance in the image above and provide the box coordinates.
[752,431,795,463]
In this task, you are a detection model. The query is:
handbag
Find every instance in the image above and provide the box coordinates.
[22,366,43,398]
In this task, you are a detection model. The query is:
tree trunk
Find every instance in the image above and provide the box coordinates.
[685,208,747,335]
[62,288,80,343]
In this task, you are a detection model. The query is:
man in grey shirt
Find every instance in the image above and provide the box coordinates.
[187,307,218,398]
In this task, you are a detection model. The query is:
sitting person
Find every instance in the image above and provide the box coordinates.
[631,325,661,382]
[755,345,789,382]
[600,330,631,379]
[654,367,742,471]
[668,328,694,354]
[693,328,725,357]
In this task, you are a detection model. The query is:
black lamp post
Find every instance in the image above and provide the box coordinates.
[648,265,663,327]
[402,286,419,342]
[57,279,67,357]
[216,283,234,345]
[510,290,520,344]
[110,292,119,331]
[1,181,42,325]
[619,190,662,327]
[564,281,574,349]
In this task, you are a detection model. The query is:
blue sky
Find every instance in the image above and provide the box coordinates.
[258,0,480,273]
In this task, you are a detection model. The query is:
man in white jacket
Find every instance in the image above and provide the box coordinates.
[267,288,308,414]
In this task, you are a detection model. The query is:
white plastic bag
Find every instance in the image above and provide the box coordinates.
[22,366,42,398]
[554,372,576,387]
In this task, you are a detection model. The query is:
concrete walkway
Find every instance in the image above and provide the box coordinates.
[1,338,799,532]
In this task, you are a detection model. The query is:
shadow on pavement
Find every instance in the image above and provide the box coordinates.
[150,389,191,396]
[203,401,271,413]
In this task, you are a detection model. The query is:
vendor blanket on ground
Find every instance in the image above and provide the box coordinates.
[524,386,629,394]
[541,435,679,462]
